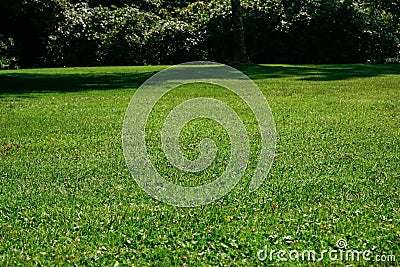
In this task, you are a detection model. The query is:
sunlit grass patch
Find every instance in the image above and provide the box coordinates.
[0,64,399,266]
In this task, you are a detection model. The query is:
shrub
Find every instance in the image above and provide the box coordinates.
[45,3,204,66]
[0,34,17,69]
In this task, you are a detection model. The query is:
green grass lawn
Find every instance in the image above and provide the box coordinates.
[0,64,399,266]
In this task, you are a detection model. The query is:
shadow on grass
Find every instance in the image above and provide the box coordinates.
[0,64,399,96]
[241,64,400,81]
[0,70,159,95]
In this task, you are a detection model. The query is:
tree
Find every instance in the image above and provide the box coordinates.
[0,0,66,67]
[230,0,249,63]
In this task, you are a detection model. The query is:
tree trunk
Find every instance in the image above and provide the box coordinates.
[231,0,249,63]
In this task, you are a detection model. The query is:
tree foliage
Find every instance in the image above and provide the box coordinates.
[1,0,399,68]
[0,34,16,69]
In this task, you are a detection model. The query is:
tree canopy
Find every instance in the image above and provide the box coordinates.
[1,0,399,68]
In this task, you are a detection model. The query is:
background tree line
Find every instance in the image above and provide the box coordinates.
[0,0,399,68]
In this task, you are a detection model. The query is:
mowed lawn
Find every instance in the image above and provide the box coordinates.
[0,64,399,266]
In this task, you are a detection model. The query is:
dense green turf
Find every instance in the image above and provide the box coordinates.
[0,65,399,266]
